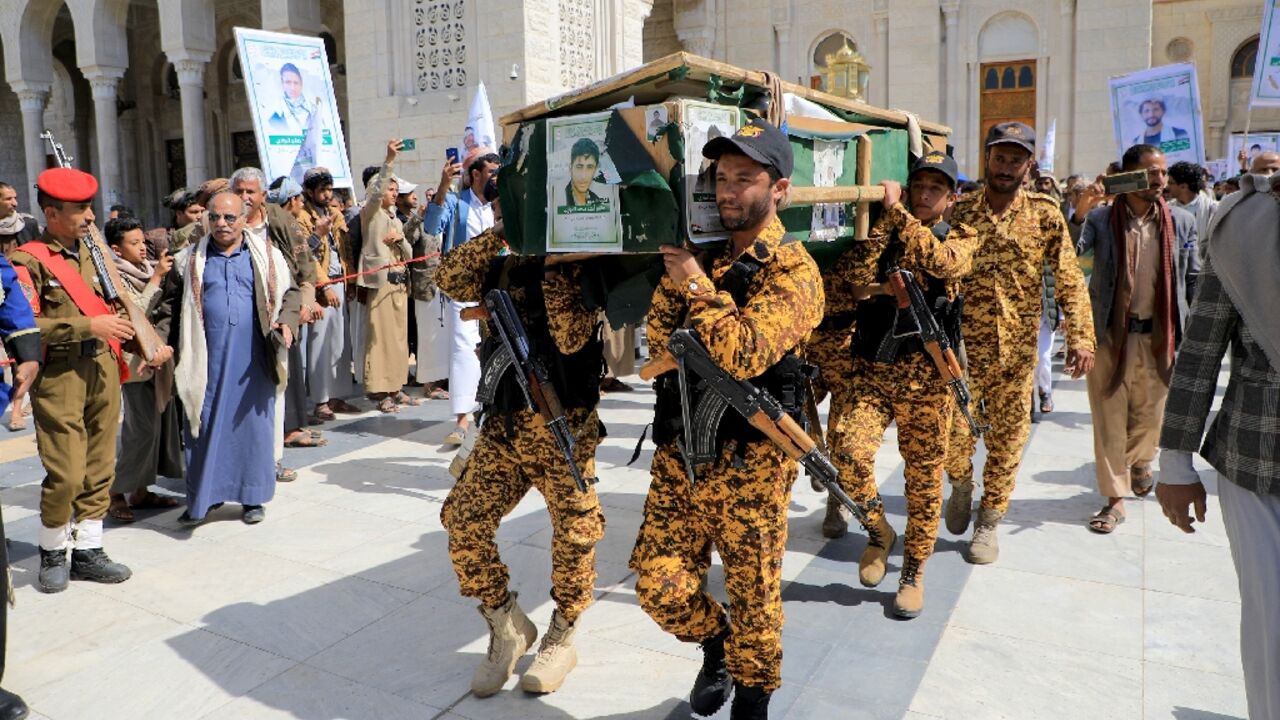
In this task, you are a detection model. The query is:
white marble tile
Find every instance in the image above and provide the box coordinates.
[195,565,419,661]
[314,519,467,595]
[200,664,446,719]
[1141,481,1232,549]
[1143,536,1240,603]
[1143,661,1247,720]
[23,628,294,720]
[949,566,1144,660]
[222,504,409,565]
[910,626,1142,720]
[1144,590,1244,678]
[988,518,1145,588]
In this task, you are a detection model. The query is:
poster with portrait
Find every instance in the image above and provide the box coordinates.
[1252,0,1280,107]
[682,101,741,244]
[1229,132,1280,170]
[1109,63,1205,166]
[546,112,623,253]
[235,28,354,189]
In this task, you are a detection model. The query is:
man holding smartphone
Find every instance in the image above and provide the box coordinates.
[424,145,501,446]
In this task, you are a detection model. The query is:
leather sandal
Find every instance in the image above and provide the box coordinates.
[1087,505,1126,534]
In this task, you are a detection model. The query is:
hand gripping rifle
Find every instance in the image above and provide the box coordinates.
[40,131,166,363]
[650,328,874,529]
[881,267,988,437]
[469,288,593,493]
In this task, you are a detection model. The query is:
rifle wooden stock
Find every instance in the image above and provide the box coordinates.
[638,353,677,381]
[460,305,489,322]
[745,410,811,463]
[887,272,912,310]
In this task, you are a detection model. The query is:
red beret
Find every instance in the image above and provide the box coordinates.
[37,168,98,203]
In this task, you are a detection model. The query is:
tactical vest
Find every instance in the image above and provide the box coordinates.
[651,238,812,455]
[851,222,964,362]
[478,257,604,417]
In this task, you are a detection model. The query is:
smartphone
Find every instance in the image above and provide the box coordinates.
[1101,170,1149,195]
[400,138,416,151]
[445,147,460,165]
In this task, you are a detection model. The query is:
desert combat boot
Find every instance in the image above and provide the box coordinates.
[521,609,578,693]
[944,480,975,535]
[821,494,851,538]
[965,507,1003,565]
[471,591,538,697]
[858,513,898,587]
[893,556,925,619]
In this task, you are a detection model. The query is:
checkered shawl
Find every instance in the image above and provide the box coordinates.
[1159,257,1280,496]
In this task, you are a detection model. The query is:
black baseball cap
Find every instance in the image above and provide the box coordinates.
[703,117,794,179]
[909,151,959,189]
[985,122,1036,154]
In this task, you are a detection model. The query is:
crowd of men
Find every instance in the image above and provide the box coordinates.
[0,110,1275,720]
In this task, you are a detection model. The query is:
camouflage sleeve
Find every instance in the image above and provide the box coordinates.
[895,206,976,280]
[542,264,595,354]
[645,275,686,360]
[823,249,859,316]
[433,228,502,302]
[1043,207,1096,353]
[846,210,895,286]
[686,248,825,380]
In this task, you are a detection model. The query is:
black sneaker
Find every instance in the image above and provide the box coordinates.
[242,505,265,524]
[70,548,132,584]
[730,681,770,720]
[37,549,69,594]
[689,627,732,716]
[0,686,30,720]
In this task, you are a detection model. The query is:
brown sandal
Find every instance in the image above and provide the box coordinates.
[1131,466,1154,497]
[129,490,180,510]
[329,398,360,413]
[376,396,399,414]
[1087,505,1126,534]
[108,496,136,524]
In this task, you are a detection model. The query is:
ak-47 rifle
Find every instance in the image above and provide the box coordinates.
[881,266,988,437]
[40,131,166,363]
[468,288,593,493]
[644,329,874,529]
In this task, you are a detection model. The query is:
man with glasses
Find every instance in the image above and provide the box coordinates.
[156,191,301,526]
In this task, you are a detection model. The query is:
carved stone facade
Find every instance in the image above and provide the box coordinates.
[559,0,597,87]
[415,0,469,93]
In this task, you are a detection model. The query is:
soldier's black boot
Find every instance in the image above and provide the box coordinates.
[0,687,29,720]
[729,681,771,719]
[69,548,132,584]
[689,626,732,716]
[36,549,69,594]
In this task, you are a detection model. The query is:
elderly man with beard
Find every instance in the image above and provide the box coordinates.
[157,191,300,526]
[942,123,1096,564]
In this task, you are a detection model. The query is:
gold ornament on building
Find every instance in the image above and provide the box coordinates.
[822,40,871,101]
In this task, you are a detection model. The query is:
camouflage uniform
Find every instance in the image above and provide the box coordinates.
[631,217,824,691]
[945,190,1095,512]
[829,204,978,561]
[436,229,605,623]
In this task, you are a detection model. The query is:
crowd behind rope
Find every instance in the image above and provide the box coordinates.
[0,122,1275,720]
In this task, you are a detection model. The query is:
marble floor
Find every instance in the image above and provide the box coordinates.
[0,353,1246,719]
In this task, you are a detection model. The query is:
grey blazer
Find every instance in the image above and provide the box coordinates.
[1077,203,1201,346]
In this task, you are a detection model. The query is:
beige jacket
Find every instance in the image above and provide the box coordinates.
[358,162,411,289]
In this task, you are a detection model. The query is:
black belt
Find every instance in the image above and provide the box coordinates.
[386,271,407,285]
[45,338,103,361]
[1127,317,1154,334]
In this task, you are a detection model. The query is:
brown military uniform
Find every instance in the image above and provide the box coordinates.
[10,234,122,528]
[945,190,1095,512]
[631,216,824,692]
[436,229,606,623]
[829,204,978,562]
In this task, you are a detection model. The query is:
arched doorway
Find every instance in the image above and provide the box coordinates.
[977,13,1038,174]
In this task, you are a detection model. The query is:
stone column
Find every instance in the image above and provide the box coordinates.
[83,67,126,213]
[941,0,960,127]
[13,84,51,216]
[873,1,890,107]
[1057,0,1076,175]
[173,57,210,187]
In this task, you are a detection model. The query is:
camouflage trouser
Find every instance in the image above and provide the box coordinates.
[631,440,795,691]
[830,354,953,561]
[943,356,1035,513]
[441,407,605,623]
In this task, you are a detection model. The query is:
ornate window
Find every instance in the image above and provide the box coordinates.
[560,0,596,87]
[414,0,468,93]
[1231,36,1259,78]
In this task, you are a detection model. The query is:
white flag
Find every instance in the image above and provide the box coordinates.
[1039,118,1056,174]
[1251,1,1280,107]
[459,82,497,160]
